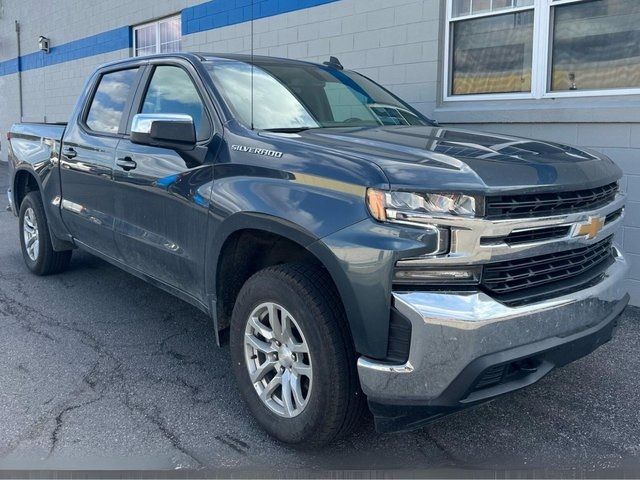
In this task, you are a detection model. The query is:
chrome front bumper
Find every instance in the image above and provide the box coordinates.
[358,248,629,405]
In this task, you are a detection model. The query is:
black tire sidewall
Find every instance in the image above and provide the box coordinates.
[230,267,346,445]
[18,193,46,272]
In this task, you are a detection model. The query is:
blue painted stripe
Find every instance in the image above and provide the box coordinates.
[0,26,130,77]
[182,0,340,35]
[0,57,19,76]
[0,0,340,77]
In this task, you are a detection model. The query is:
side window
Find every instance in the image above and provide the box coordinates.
[141,65,208,140]
[86,69,139,134]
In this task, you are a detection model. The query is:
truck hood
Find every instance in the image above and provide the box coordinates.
[275,125,622,193]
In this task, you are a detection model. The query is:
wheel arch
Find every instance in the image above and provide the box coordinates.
[13,167,42,210]
[206,212,364,353]
[12,166,74,252]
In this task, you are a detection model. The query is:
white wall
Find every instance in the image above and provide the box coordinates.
[181,0,442,117]
[0,0,202,161]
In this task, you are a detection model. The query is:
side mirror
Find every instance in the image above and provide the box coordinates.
[130,113,196,150]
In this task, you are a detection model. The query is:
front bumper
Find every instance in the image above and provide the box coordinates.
[358,249,629,432]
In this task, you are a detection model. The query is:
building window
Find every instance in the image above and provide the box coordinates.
[445,0,640,100]
[133,15,181,57]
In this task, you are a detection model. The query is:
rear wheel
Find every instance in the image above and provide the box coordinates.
[230,264,365,446]
[19,191,72,275]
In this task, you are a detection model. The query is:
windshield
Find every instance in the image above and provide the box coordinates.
[204,58,432,130]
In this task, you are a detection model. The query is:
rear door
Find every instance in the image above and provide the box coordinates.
[60,66,142,258]
[113,61,216,298]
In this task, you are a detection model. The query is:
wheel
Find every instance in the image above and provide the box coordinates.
[19,191,72,275]
[230,264,365,446]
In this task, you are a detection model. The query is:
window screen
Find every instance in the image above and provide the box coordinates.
[451,10,534,95]
[551,0,640,92]
[134,16,181,57]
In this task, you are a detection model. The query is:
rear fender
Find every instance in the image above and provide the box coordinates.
[11,162,73,252]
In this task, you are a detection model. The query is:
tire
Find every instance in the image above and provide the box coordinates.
[18,191,72,275]
[230,264,366,446]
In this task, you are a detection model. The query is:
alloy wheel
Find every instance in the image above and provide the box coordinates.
[244,302,313,418]
[23,207,40,261]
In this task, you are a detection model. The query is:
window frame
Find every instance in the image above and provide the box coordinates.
[128,61,215,143]
[443,0,640,101]
[133,15,181,57]
[81,66,143,138]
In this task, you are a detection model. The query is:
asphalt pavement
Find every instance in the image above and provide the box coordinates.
[1,162,639,475]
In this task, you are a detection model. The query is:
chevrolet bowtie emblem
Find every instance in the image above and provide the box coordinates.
[575,216,605,240]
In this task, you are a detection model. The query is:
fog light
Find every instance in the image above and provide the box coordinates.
[393,265,482,285]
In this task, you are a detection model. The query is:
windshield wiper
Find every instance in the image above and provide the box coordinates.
[260,127,317,133]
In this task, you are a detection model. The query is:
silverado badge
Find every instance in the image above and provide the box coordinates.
[231,144,283,158]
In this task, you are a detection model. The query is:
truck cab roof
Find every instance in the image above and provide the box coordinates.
[95,52,329,72]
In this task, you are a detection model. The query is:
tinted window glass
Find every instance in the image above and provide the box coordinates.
[204,59,431,130]
[141,66,207,139]
[86,69,139,134]
[451,10,534,95]
[551,0,640,92]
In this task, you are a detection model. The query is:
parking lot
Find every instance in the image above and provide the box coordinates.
[0,162,639,474]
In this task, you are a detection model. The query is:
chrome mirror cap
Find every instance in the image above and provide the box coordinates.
[131,113,194,134]
[130,113,197,151]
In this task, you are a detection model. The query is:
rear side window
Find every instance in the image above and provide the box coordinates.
[86,68,139,134]
[141,65,208,140]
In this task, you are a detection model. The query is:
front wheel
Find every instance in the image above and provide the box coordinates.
[230,264,365,446]
[19,191,72,275]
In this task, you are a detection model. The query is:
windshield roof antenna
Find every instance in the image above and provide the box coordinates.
[323,56,344,70]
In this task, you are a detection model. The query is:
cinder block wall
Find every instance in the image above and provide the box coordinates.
[0,0,196,159]
[0,0,441,161]
[180,0,441,116]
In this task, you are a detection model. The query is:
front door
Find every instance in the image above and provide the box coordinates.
[60,67,141,258]
[113,64,215,298]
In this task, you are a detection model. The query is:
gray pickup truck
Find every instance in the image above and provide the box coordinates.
[7,53,629,446]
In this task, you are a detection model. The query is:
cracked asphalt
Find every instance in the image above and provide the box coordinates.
[1,162,640,474]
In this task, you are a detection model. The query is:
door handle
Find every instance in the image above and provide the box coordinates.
[116,156,137,171]
[62,147,77,159]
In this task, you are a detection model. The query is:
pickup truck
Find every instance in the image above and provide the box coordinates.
[7,53,629,446]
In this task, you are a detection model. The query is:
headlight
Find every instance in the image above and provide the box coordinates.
[367,189,478,225]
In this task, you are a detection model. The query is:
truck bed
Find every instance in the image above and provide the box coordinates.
[10,122,66,143]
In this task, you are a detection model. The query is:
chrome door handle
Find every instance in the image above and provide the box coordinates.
[62,147,77,159]
[116,156,137,171]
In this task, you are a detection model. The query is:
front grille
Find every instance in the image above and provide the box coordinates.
[606,208,623,224]
[486,182,618,219]
[481,225,571,246]
[472,358,540,392]
[482,237,615,306]
[474,364,506,390]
